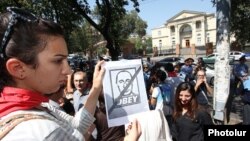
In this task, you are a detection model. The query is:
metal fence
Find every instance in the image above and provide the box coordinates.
[157,45,207,57]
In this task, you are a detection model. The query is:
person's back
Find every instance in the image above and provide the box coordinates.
[151,70,172,110]
[131,110,172,141]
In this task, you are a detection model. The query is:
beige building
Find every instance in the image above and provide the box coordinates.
[151,10,216,55]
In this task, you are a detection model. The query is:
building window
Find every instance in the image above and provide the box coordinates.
[170,26,175,33]
[196,21,201,29]
[159,40,162,48]
[180,25,192,36]
[197,33,201,45]
[159,40,162,54]
[158,31,161,36]
[207,33,210,43]
[172,37,175,46]
[186,40,190,47]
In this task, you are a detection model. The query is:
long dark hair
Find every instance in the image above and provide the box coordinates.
[173,82,198,121]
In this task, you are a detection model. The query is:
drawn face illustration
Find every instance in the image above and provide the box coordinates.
[116,71,133,96]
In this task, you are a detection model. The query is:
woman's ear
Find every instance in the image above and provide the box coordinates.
[6,58,26,79]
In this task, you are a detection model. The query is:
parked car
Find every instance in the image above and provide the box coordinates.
[229,51,245,61]
[205,64,215,86]
[204,64,234,87]
[202,53,234,65]
[155,56,185,67]
[67,55,87,70]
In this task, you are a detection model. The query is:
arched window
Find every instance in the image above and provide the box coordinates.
[181,25,192,33]
[180,24,192,36]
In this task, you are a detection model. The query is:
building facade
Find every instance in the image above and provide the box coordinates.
[151,10,216,55]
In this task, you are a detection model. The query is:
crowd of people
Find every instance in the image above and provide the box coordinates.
[0,7,249,141]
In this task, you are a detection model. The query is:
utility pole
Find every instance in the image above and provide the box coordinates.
[213,0,231,123]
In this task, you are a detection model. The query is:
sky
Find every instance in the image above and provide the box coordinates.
[128,0,216,35]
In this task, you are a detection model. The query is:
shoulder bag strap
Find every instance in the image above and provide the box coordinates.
[0,114,51,139]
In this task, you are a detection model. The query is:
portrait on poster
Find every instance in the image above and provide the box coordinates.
[102,59,149,127]
[110,68,141,108]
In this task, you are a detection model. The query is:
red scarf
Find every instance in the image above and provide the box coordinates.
[0,87,49,117]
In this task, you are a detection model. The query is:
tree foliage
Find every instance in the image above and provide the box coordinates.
[121,10,147,38]
[0,0,146,60]
[230,0,250,46]
[212,0,250,47]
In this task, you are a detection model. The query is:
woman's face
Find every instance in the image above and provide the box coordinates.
[179,89,192,106]
[23,36,71,94]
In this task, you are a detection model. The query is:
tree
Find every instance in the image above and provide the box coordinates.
[213,0,231,124]
[68,24,90,54]
[121,10,147,38]
[0,0,143,60]
[212,0,250,48]
[66,0,142,60]
[230,0,250,48]
[116,10,147,55]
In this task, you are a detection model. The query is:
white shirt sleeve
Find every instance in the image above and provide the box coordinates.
[152,87,161,99]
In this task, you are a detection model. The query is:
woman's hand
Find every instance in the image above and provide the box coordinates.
[124,119,141,141]
[91,60,105,93]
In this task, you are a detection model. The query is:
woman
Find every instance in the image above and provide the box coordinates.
[0,7,140,141]
[171,82,213,141]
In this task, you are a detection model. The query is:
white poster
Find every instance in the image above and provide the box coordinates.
[102,59,149,127]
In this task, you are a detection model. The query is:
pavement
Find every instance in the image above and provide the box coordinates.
[225,95,243,125]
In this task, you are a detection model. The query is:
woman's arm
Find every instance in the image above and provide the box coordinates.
[84,61,105,115]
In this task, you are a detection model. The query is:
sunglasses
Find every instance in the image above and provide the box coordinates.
[0,7,38,59]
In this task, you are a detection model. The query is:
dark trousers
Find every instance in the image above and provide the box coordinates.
[165,115,173,130]
[243,103,250,125]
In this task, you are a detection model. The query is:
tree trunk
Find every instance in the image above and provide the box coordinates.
[213,0,231,123]
[106,39,119,61]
